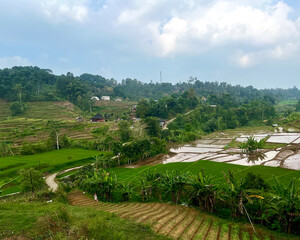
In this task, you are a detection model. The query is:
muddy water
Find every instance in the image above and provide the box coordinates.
[170,147,224,154]
[282,153,300,170]
[126,130,300,170]
[267,135,299,144]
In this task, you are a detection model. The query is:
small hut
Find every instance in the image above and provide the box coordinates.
[91,113,105,122]
[76,116,83,122]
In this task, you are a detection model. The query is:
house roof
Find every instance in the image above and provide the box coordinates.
[92,113,104,119]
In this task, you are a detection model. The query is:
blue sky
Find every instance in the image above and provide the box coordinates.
[0,0,299,89]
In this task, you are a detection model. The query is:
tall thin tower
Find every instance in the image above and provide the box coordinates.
[160,71,162,83]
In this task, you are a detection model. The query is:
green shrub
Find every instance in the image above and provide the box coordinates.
[9,102,26,115]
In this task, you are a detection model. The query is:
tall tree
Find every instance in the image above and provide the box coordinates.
[46,120,61,150]
[19,168,45,195]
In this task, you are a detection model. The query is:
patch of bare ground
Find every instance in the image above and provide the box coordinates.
[52,101,75,111]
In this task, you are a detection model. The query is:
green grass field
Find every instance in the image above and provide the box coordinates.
[277,100,298,106]
[0,201,168,240]
[109,160,300,188]
[93,100,137,116]
[0,149,105,195]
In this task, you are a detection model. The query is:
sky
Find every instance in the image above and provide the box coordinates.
[0,0,300,89]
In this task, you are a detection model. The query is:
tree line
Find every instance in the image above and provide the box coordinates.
[1,66,299,114]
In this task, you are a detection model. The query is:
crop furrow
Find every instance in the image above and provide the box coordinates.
[103,203,143,214]
[119,204,155,218]
[106,203,133,212]
[203,220,213,240]
[155,210,182,233]
[190,217,206,240]
[137,205,168,223]
[152,208,174,223]
[167,210,193,238]
[216,225,221,240]
[228,224,232,240]
[175,213,197,240]
[127,204,161,221]
[160,209,189,235]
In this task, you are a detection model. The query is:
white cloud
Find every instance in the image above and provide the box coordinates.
[114,0,300,59]
[234,41,300,68]
[0,56,31,69]
[41,0,89,23]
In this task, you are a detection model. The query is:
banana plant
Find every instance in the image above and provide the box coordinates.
[222,171,253,218]
[161,170,188,204]
[188,171,218,213]
[137,170,162,201]
[264,177,300,234]
[118,182,133,202]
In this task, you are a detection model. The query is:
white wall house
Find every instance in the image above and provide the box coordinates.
[91,96,100,101]
[101,96,110,101]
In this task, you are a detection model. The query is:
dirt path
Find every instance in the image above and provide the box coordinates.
[45,165,84,192]
[163,110,194,129]
[68,191,276,240]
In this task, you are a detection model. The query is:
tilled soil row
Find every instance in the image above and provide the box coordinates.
[68,192,274,240]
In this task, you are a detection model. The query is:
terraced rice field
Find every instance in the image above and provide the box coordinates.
[68,191,288,240]
[162,131,300,170]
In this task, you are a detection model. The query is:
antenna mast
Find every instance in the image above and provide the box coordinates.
[160,71,162,83]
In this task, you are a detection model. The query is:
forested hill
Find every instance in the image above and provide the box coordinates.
[0,66,299,110]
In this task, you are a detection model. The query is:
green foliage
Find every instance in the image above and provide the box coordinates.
[19,168,45,194]
[0,141,14,157]
[118,120,131,142]
[189,171,217,212]
[144,117,161,137]
[0,202,168,240]
[74,163,300,235]
[242,172,270,190]
[239,136,266,153]
[264,177,300,234]
[296,99,300,112]
[9,102,26,115]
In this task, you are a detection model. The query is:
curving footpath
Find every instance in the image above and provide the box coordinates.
[45,165,84,192]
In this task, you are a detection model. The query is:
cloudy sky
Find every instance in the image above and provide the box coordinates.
[0,0,300,88]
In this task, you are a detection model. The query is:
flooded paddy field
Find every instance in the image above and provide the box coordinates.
[163,130,300,170]
[125,127,300,170]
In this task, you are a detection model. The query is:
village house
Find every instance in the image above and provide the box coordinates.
[159,119,166,128]
[91,113,105,122]
[131,105,137,112]
[76,116,83,122]
[101,96,110,101]
[91,96,100,101]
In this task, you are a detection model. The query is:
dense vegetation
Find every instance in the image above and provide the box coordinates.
[1,66,300,113]
[67,165,300,235]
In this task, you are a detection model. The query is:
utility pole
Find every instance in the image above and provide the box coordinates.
[160,71,162,83]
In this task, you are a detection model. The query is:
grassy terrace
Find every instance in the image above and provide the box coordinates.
[0,202,168,240]
[0,149,105,195]
[110,160,300,187]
